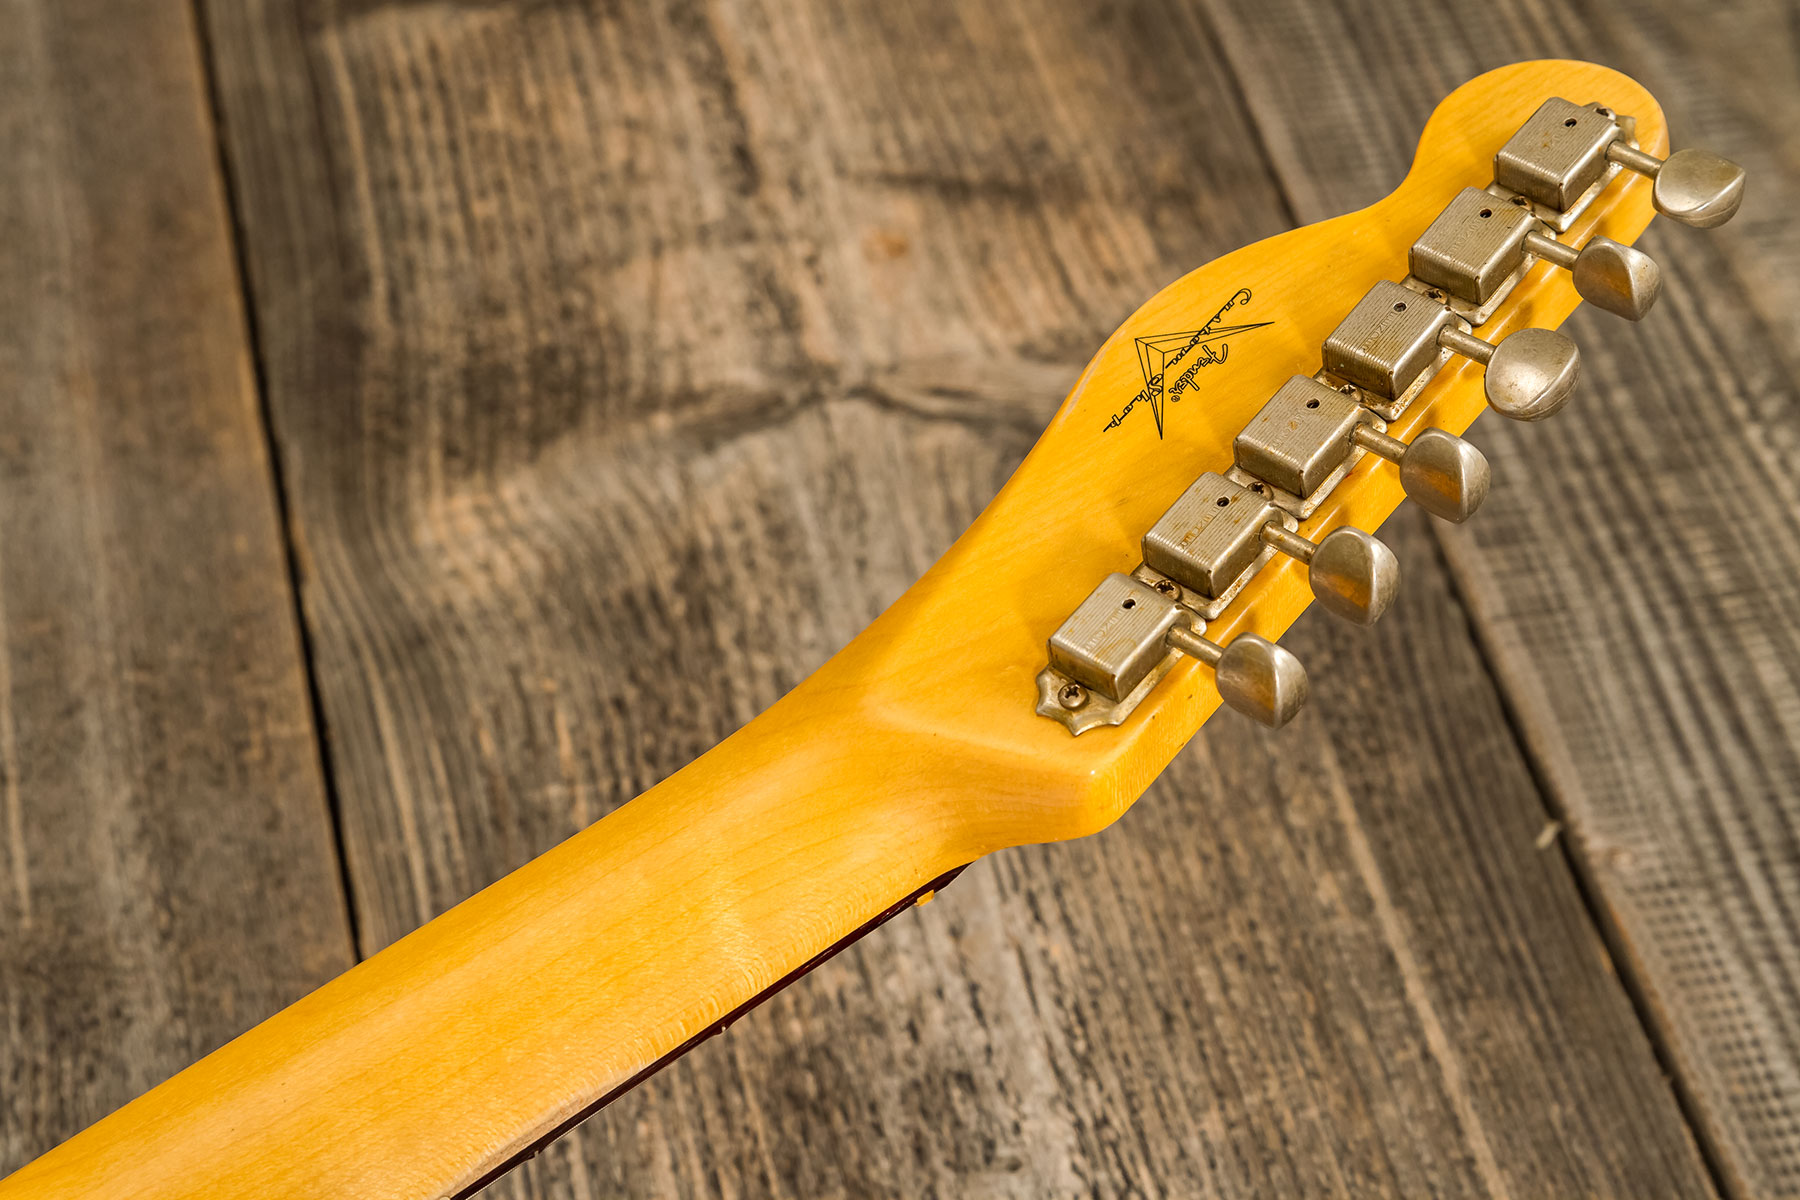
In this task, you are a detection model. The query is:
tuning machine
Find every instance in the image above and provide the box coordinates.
[1324,280,1579,423]
[1140,473,1398,628]
[1036,573,1307,733]
[1259,523,1397,627]
[1606,141,1745,229]
[1351,425,1489,523]
[1232,376,1488,523]
[1494,97,1744,229]
[1411,187,1661,321]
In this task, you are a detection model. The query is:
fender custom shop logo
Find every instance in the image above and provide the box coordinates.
[1102,288,1270,437]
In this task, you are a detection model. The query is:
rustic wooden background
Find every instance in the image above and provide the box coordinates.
[3,0,1796,1196]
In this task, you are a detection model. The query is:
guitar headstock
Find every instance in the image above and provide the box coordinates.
[809,60,1742,850]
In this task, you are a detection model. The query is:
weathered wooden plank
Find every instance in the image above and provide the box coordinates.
[0,0,354,1175]
[1202,1,1800,1194]
[198,0,1715,1194]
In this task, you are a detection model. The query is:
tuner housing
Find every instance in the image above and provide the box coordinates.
[1320,280,1466,422]
[1229,376,1383,519]
[1140,472,1296,618]
[1407,186,1540,324]
[1036,574,1196,736]
[1491,97,1639,231]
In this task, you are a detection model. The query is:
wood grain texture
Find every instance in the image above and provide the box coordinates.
[3,62,1715,1199]
[180,4,1721,1196]
[1201,2,1800,1193]
[0,0,354,1178]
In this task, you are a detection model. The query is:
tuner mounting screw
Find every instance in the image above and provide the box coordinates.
[1153,579,1182,600]
[1058,682,1089,710]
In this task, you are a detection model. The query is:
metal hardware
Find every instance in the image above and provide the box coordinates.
[1046,572,1189,703]
[1035,573,1308,732]
[1166,625,1308,729]
[1409,187,1661,321]
[1409,187,1540,320]
[1322,282,1576,425]
[1320,280,1463,420]
[1521,228,1661,320]
[1140,472,1295,618]
[1436,324,1580,421]
[1494,96,1743,229]
[1350,425,1489,522]
[1493,98,1628,219]
[1605,140,1745,228]
[1259,523,1399,626]
[1488,98,1653,230]
[1034,91,1750,734]
[1230,376,1381,518]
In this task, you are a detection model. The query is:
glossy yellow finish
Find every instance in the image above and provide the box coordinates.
[0,61,1665,1200]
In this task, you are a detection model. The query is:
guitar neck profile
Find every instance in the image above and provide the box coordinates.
[0,650,1026,1198]
[0,365,1182,1198]
[2,58,1713,1200]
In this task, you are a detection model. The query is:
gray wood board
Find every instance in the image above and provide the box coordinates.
[1202,0,1800,1192]
[195,0,1719,1195]
[0,0,354,1175]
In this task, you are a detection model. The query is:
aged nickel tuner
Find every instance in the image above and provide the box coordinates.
[1411,187,1661,321]
[1437,324,1580,422]
[1259,523,1399,627]
[1324,280,1580,422]
[1037,574,1308,732]
[1234,376,1489,523]
[1350,426,1488,524]
[1494,97,1745,229]
[1034,76,1749,740]
[1141,473,1399,628]
[1608,142,1745,229]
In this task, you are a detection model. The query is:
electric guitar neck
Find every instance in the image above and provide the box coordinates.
[0,59,1744,1200]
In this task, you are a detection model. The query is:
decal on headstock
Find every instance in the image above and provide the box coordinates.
[1103,287,1269,436]
[1045,88,1745,736]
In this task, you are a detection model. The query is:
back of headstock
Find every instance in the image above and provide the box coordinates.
[0,60,1751,1200]
[835,59,1743,849]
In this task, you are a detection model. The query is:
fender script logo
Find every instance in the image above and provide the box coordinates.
[1102,288,1271,437]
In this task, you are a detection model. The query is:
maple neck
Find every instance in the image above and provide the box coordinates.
[0,663,992,1198]
[1,58,1705,1200]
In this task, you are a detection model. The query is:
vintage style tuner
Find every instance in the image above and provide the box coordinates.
[1040,573,1307,732]
[7,62,1753,1200]
[1029,71,1742,737]
[1231,375,1490,524]
[1410,187,1663,321]
[1494,96,1745,228]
